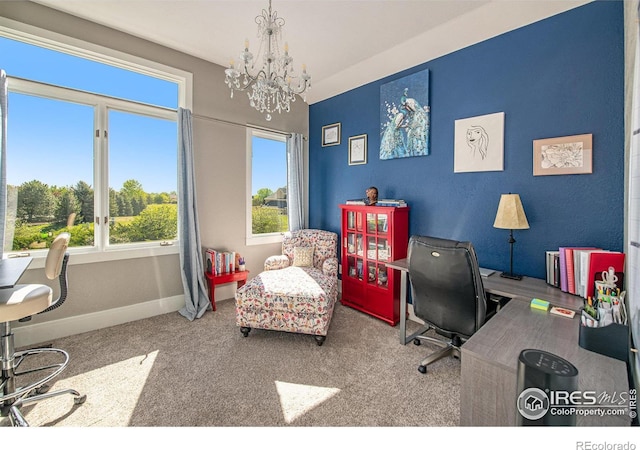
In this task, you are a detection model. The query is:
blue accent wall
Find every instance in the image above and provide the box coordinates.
[308,0,624,280]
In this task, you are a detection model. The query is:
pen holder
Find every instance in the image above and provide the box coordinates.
[578,322,629,362]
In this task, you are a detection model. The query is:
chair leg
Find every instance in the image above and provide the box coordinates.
[0,323,85,426]
[418,344,461,373]
[415,332,465,374]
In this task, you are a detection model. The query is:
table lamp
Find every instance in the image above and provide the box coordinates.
[493,193,529,280]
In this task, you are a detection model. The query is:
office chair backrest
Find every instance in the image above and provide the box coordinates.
[408,235,487,338]
[16,232,71,323]
[45,232,70,280]
[40,232,70,315]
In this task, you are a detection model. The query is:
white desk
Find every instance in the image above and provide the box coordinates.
[0,257,32,288]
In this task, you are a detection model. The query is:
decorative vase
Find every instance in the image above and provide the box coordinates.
[239,264,246,272]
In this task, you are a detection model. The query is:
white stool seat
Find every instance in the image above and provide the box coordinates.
[0,284,52,323]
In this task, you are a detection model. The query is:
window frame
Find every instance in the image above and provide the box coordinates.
[245,128,288,246]
[0,19,193,267]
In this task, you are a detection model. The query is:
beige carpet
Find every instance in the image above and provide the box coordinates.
[5,298,461,427]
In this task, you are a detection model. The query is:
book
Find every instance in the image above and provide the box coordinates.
[376,199,407,207]
[545,250,559,286]
[550,306,576,319]
[586,251,625,299]
[479,267,496,278]
[345,199,366,205]
[558,247,569,292]
[205,248,216,273]
[564,247,597,295]
[576,249,603,298]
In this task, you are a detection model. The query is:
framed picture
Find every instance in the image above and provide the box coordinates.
[533,133,593,176]
[322,122,341,147]
[379,68,430,160]
[454,112,504,173]
[348,134,367,165]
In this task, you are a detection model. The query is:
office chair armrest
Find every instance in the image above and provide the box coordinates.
[264,255,290,271]
[322,257,339,277]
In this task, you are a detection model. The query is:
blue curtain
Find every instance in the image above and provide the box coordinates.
[286,132,304,231]
[177,108,210,321]
[0,70,7,259]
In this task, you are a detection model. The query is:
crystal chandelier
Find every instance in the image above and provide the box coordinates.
[224,0,311,121]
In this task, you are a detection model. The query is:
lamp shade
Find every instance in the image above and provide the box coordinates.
[493,194,530,230]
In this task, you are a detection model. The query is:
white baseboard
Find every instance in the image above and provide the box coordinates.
[14,295,185,348]
[14,290,423,349]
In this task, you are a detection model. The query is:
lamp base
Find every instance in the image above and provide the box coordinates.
[500,272,523,281]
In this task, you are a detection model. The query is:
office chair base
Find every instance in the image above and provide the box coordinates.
[0,345,86,426]
[413,333,463,374]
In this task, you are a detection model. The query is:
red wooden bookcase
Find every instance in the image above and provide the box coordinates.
[339,204,409,325]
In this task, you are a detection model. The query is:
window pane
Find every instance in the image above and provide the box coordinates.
[5,93,95,251]
[251,135,288,235]
[0,36,178,108]
[108,110,177,245]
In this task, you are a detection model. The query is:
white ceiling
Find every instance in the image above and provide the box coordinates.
[33,0,592,104]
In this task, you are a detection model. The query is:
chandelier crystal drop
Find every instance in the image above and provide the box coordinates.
[224,0,311,121]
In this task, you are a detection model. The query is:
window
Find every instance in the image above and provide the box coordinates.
[0,27,191,262]
[246,129,288,245]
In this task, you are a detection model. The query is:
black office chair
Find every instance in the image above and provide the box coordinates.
[0,232,86,426]
[407,235,487,374]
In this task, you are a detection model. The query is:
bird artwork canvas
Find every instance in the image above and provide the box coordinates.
[379,69,430,160]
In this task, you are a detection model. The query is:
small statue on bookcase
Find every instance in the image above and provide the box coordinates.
[365,186,378,206]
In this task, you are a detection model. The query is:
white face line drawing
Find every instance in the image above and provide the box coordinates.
[466,125,489,160]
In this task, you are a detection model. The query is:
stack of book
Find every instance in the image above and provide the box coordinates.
[376,199,407,207]
[345,198,366,205]
[546,246,625,299]
[206,248,237,275]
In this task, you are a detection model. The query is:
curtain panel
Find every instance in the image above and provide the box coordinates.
[286,132,304,231]
[0,70,7,258]
[177,107,210,321]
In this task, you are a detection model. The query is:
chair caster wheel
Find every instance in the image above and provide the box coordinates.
[413,338,421,346]
[74,394,87,405]
[314,336,326,346]
[240,327,251,337]
[418,365,427,374]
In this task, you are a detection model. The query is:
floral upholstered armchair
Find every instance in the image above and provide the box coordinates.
[235,229,339,346]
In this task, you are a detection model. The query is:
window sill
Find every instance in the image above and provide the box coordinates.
[245,233,284,247]
[19,244,180,270]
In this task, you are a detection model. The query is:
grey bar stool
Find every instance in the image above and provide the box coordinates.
[0,232,86,426]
